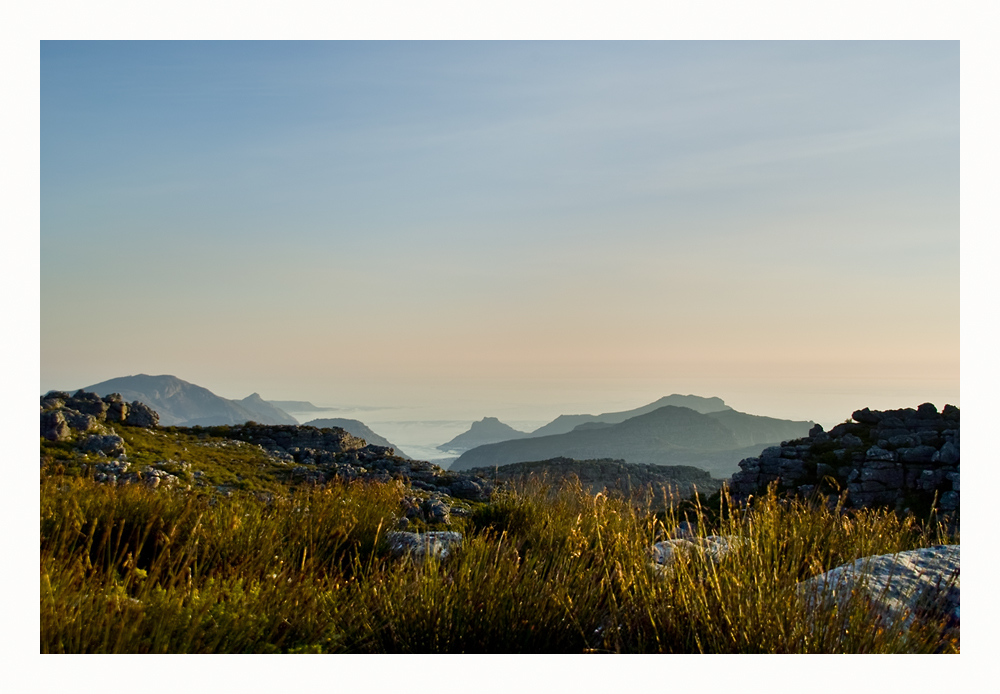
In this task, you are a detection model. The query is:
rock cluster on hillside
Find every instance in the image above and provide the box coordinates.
[41,390,159,441]
[729,403,959,514]
[464,457,723,498]
[202,424,495,503]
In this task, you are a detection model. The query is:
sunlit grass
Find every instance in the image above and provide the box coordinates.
[40,471,958,653]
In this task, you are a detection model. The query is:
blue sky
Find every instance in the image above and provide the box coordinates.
[40,41,959,425]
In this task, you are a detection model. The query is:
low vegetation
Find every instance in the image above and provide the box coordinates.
[40,428,959,653]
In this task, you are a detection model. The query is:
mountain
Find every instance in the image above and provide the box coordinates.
[304,418,411,459]
[268,400,338,413]
[704,409,815,448]
[80,374,298,426]
[527,394,733,438]
[437,417,530,453]
[450,405,815,477]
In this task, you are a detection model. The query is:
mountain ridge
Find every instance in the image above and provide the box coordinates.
[79,374,298,427]
[450,404,814,477]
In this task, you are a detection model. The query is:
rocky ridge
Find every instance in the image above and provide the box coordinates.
[729,403,959,514]
[41,390,159,441]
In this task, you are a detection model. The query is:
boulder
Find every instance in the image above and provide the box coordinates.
[797,545,959,630]
[80,434,127,457]
[900,446,937,464]
[125,401,159,428]
[40,410,70,441]
[387,531,463,561]
[62,409,97,432]
[105,400,129,423]
[651,535,744,568]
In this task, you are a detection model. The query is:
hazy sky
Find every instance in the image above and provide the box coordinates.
[40,41,959,426]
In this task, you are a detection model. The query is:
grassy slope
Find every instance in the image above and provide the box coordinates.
[40,424,959,653]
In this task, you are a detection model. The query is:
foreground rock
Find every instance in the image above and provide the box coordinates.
[387,531,464,561]
[651,535,744,568]
[797,545,960,630]
[730,403,959,513]
[219,424,496,502]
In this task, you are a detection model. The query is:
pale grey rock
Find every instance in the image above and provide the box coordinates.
[651,535,744,567]
[797,545,959,629]
[387,531,463,561]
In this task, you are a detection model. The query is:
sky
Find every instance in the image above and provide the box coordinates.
[40,41,960,427]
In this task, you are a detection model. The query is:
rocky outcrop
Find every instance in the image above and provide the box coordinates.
[464,457,723,499]
[729,404,959,514]
[40,390,159,440]
[304,417,411,458]
[214,424,496,502]
[797,545,960,630]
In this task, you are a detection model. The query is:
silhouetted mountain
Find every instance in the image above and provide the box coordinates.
[234,393,299,425]
[80,374,298,426]
[528,394,732,438]
[437,417,530,453]
[304,418,411,459]
[704,409,814,448]
[450,405,814,477]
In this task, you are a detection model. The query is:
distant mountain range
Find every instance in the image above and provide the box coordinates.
[437,417,530,453]
[448,399,814,477]
[79,374,299,427]
[304,418,411,459]
[526,394,732,438]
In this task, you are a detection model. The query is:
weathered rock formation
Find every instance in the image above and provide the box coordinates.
[729,403,959,514]
[208,424,496,502]
[463,457,723,499]
[40,390,159,441]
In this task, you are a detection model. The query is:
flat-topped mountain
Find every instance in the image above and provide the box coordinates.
[437,417,530,453]
[450,404,814,477]
[79,374,298,427]
[527,394,733,438]
[304,418,411,459]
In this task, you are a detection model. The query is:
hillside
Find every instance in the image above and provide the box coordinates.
[463,456,723,498]
[437,417,530,453]
[304,418,412,459]
[450,405,814,477]
[527,394,733,438]
[80,374,298,426]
